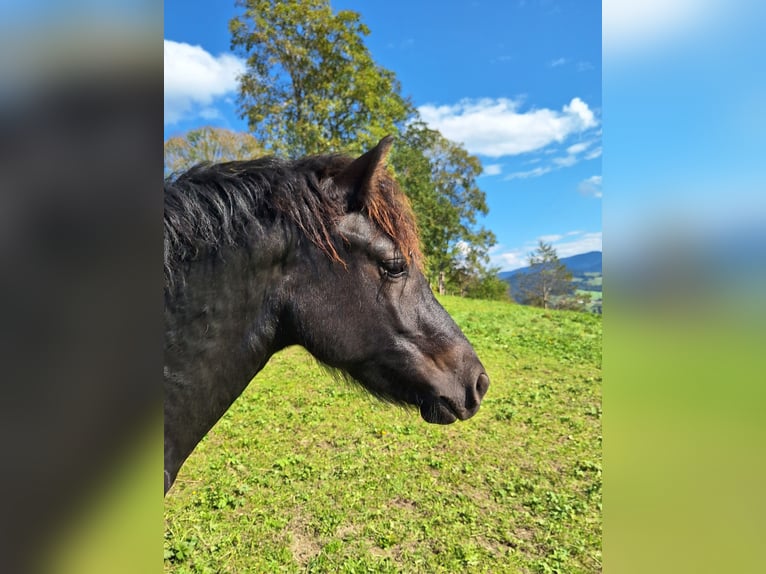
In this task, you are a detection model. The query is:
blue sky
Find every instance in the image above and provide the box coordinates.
[165,0,602,271]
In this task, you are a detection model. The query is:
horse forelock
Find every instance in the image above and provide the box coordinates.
[358,169,423,271]
[163,153,422,295]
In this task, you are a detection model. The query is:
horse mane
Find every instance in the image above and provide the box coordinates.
[164,153,421,294]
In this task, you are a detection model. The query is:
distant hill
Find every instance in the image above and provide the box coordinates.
[500,251,602,310]
[555,251,602,275]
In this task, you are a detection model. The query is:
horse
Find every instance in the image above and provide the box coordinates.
[164,136,489,494]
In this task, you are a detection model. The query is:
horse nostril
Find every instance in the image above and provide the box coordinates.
[476,372,490,399]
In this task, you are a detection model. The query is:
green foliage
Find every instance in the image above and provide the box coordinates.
[516,241,588,311]
[163,126,265,174]
[452,266,512,301]
[390,122,500,297]
[230,0,412,156]
[165,297,601,573]
[225,2,499,297]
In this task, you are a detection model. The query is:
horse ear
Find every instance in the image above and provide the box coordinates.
[335,136,394,211]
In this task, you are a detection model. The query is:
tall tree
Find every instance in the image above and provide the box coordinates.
[229,0,412,156]
[164,126,264,174]
[390,121,497,294]
[228,2,501,298]
[516,241,579,310]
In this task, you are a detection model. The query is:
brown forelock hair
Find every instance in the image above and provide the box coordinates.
[351,160,423,271]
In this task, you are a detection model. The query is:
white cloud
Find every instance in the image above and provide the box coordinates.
[164,39,246,126]
[198,107,222,120]
[418,97,598,158]
[492,249,528,271]
[505,166,552,180]
[567,142,590,155]
[505,136,599,181]
[482,163,503,176]
[491,231,602,271]
[555,137,601,167]
[563,98,596,128]
[553,232,603,257]
[533,231,603,258]
[578,175,603,198]
[553,155,577,167]
[585,146,602,160]
[548,58,594,72]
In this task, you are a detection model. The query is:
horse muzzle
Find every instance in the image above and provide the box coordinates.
[420,371,490,425]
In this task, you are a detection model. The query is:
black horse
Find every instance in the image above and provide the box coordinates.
[164,137,489,494]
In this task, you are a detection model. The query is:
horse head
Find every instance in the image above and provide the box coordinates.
[283,137,489,424]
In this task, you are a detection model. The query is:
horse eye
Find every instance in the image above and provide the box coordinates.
[380,258,408,279]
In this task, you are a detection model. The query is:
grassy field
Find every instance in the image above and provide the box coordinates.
[164,296,602,573]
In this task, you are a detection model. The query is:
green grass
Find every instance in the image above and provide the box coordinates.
[164,296,602,573]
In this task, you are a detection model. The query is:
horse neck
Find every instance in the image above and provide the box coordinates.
[164,225,297,482]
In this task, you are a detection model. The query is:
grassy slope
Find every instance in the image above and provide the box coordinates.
[164,296,602,573]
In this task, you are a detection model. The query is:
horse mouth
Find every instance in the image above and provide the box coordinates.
[419,398,464,425]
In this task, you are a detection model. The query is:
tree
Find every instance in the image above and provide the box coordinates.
[390,122,498,296]
[164,126,264,174]
[229,0,412,156]
[451,264,511,301]
[516,241,580,310]
[227,2,502,299]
